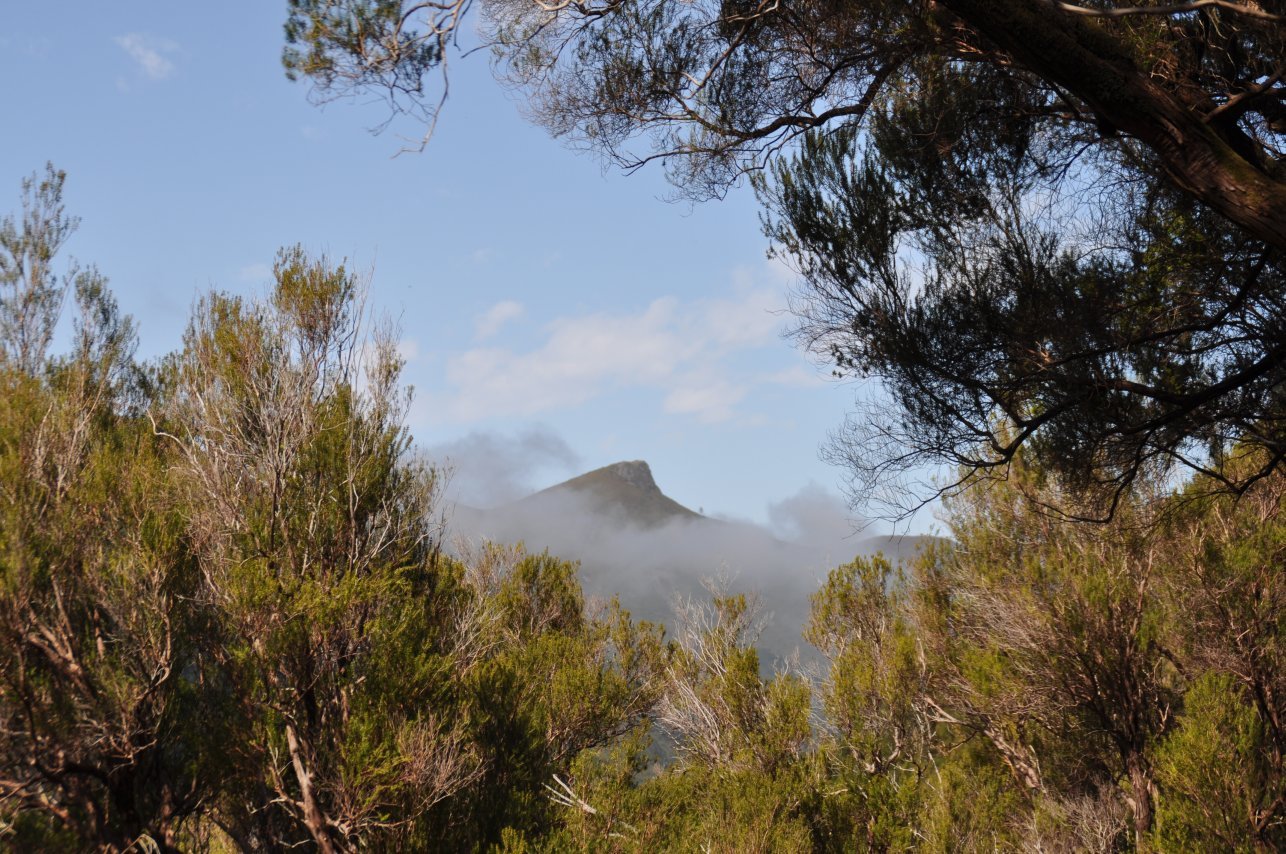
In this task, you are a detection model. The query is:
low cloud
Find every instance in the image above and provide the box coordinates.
[450,487,835,663]
[448,485,899,665]
[438,441,923,663]
[115,34,179,80]
[767,482,865,560]
[428,426,581,508]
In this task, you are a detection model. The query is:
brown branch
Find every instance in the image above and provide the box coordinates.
[285,723,338,854]
[1052,0,1284,22]
[940,0,1286,249]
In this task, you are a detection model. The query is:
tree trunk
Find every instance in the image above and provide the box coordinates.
[984,723,1045,793]
[939,0,1286,251]
[285,723,338,854]
[1125,751,1155,843]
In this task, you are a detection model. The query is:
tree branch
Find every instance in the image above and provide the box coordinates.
[1051,0,1284,22]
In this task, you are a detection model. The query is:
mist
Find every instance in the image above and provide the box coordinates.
[766,481,868,558]
[445,477,925,664]
[427,426,581,507]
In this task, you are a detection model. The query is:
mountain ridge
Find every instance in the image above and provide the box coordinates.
[513,460,702,528]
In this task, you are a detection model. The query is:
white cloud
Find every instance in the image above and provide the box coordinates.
[397,338,421,364]
[762,366,827,388]
[237,262,272,283]
[663,376,747,423]
[441,277,785,423]
[115,34,179,80]
[474,300,525,340]
[698,286,781,348]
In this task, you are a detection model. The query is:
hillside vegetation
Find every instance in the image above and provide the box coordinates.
[2,171,1284,851]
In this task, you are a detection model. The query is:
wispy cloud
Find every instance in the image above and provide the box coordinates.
[237,262,272,283]
[397,338,421,364]
[766,482,864,555]
[663,375,747,423]
[474,300,525,341]
[441,279,783,423]
[427,426,581,507]
[762,366,827,388]
[115,33,179,80]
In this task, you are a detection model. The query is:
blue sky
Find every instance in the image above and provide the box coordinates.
[1,4,935,535]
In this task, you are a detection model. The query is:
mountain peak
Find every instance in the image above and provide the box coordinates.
[515,459,701,528]
[598,460,658,493]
